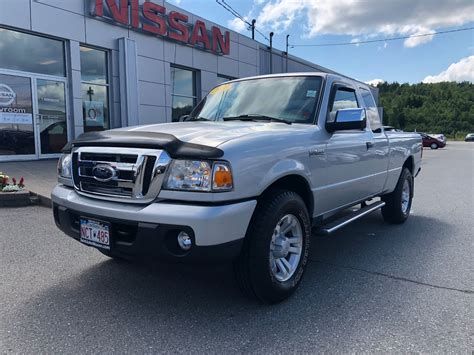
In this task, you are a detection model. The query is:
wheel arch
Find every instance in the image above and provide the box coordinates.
[259,174,314,217]
[403,155,415,175]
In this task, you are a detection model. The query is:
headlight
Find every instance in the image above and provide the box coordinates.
[57,153,72,179]
[164,160,233,192]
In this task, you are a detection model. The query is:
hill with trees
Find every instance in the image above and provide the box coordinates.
[376,81,474,138]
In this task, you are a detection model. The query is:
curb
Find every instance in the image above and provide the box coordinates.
[29,191,52,208]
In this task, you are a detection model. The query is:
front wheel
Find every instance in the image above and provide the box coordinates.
[381,168,413,224]
[234,190,311,304]
[430,143,438,149]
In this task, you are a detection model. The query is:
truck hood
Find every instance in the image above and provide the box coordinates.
[118,121,298,147]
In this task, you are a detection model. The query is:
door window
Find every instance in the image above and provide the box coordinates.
[328,87,358,123]
[37,79,67,154]
[360,88,382,131]
[0,74,35,156]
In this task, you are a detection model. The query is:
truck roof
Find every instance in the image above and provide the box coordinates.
[227,72,373,91]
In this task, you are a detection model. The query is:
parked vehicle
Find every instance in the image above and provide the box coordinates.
[430,133,446,143]
[420,133,446,149]
[52,73,422,303]
[465,133,474,142]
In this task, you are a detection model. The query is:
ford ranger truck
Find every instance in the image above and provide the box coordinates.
[52,73,422,304]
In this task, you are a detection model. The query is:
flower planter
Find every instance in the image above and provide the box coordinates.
[0,190,34,207]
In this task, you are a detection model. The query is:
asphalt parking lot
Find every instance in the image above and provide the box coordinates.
[1,141,473,353]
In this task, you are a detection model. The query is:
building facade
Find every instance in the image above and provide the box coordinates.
[0,0,362,162]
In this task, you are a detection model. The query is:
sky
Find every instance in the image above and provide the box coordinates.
[168,0,474,84]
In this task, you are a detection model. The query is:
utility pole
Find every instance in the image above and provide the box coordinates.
[269,32,274,74]
[285,34,290,72]
[251,19,256,40]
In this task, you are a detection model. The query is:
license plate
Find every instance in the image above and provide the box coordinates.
[80,218,111,250]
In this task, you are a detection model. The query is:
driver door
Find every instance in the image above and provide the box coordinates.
[323,85,375,212]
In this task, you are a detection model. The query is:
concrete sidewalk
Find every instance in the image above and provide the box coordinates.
[0,159,58,205]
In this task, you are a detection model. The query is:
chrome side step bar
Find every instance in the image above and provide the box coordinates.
[318,201,385,235]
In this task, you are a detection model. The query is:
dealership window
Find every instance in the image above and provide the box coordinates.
[216,74,236,85]
[0,27,65,76]
[80,46,110,132]
[171,66,198,122]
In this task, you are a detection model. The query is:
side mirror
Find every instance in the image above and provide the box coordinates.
[327,108,366,132]
[178,114,189,122]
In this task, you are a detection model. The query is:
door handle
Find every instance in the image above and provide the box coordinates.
[366,141,374,149]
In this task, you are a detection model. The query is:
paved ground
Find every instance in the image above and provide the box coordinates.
[0,159,58,200]
[1,142,473,353]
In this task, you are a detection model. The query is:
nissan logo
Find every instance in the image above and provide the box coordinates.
[0,84,16,106]
[92,164,116,182]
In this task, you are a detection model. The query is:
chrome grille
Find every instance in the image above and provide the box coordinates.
[72,147,171,203]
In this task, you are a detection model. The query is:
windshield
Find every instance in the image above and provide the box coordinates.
[190,76,323,124]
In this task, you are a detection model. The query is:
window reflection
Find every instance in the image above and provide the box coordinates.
[0,74,35,155]
[171,66,197,121]
[80,46,110,132]
[0,27,65,77]
[82,84,109,131]
[80,46,107,84]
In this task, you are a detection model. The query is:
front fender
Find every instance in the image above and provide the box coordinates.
[258,158,311,193]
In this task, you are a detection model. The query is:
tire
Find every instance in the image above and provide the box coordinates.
[381,168,413,224]
[234,190,311,304]
[430,143,438,149]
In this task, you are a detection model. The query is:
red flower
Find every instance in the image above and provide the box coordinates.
[19,177,24,187]
[12,177,16,185]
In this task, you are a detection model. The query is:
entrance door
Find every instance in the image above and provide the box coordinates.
[0,73,36,159]
[0,72,69,161]
[35,78,68,157]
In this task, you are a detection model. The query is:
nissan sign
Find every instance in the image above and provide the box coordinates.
[0,84,16,106]
[91,0,231,55]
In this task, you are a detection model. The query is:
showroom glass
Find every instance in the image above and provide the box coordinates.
[171,66,197,121]
[192,76,323,124]
[215,74,236,85]
[0,74,35,155]
[360,88,382,131]
[0,28,65,77]
[36,79,67,154]
[80,46,110,132]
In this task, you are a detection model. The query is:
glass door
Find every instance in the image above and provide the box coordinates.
[0,73,36,160]
[35,78,68,157]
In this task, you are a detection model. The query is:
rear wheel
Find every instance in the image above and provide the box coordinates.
[381,168,413,224]
[234,190,311,304]
[430,143,438,149]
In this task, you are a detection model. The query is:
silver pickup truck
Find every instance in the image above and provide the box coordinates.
[52,73,422,303]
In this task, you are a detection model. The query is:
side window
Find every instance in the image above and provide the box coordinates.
[328,87,358,122]
[360,88,382,131]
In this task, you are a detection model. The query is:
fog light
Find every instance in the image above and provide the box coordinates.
[177,231,192,251]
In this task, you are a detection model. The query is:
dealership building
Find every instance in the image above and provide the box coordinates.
[0,0,362,162]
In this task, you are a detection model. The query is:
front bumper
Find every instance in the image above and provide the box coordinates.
[52,184,257,261]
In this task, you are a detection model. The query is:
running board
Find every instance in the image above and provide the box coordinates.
[317,201,385,235]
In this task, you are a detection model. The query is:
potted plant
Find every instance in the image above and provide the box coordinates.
[0,172,25,192]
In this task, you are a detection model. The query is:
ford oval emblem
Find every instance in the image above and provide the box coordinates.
[92,164,116,182]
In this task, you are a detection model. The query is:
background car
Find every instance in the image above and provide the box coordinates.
[465,133,474,142]
[419,133,446,149]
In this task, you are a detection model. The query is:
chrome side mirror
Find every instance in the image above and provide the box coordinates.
[327,108,366,132]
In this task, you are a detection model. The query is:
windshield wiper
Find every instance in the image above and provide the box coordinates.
[222,114,292,125]
[188,116,210,122]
